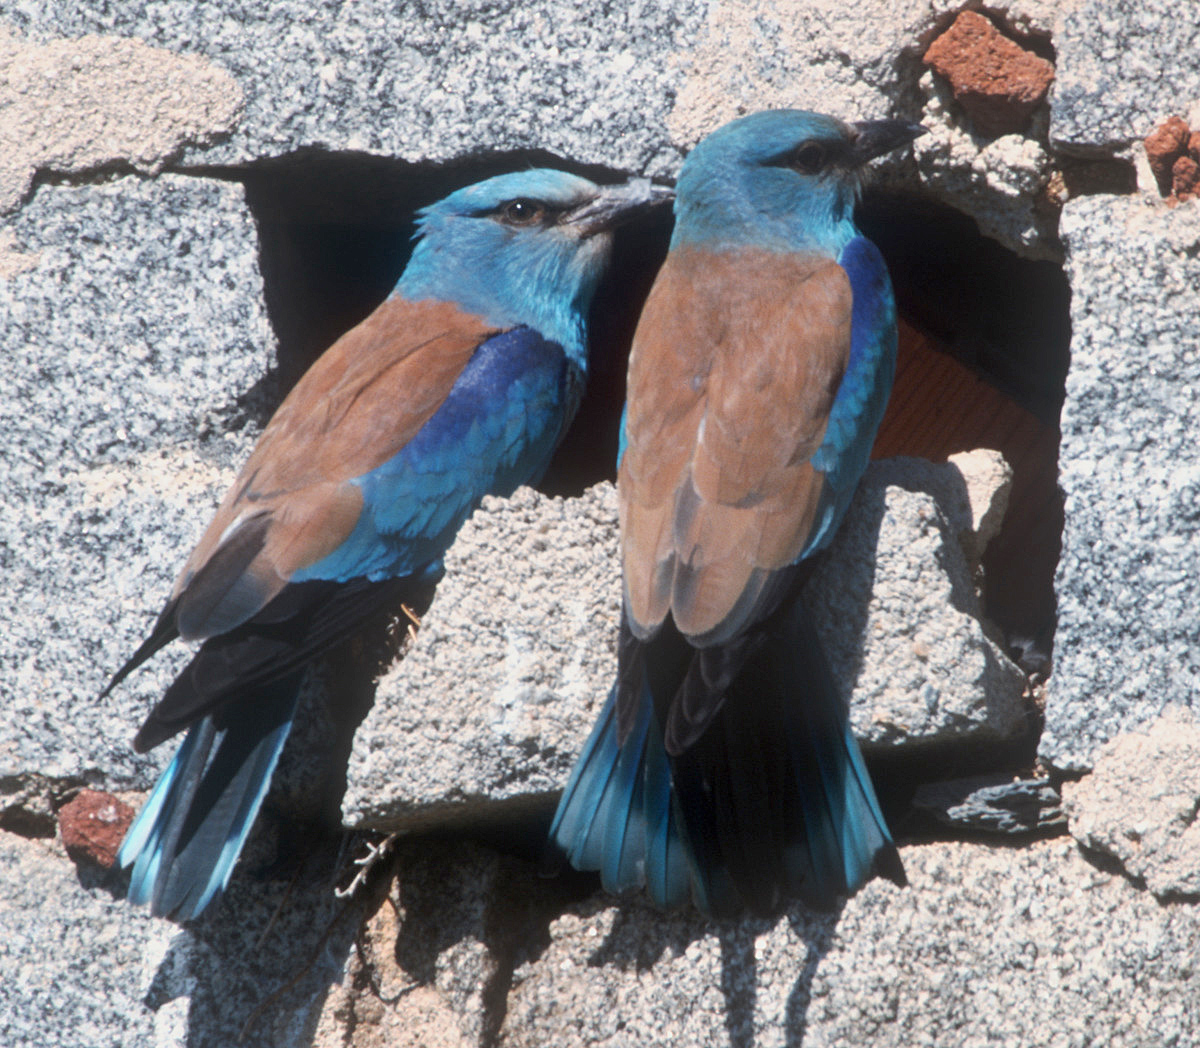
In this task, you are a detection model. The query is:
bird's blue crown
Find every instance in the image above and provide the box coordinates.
[672,110,869,257]
[396,170,612,366]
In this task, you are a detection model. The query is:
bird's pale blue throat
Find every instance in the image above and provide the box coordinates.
[398,169,669,368]
[672,109,925,257]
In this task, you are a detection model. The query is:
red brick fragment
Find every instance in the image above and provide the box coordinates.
[924,10,1055,137]
[1173,154,1200,202]
[59,789,134,869]
[1144,115,1191,196]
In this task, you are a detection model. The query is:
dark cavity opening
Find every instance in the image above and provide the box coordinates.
[858,188,1070,692]
[226,154,1068,791]
[228,155,1068,681]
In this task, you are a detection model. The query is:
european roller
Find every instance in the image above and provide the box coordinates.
[549,111,924,916]
[104,169,670,920]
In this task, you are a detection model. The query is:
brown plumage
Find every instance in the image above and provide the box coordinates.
[620,246,853,646]
[171,297,497,641]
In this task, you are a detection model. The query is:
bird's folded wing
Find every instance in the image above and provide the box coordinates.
[620,247,853,646]
[171,298,498,641]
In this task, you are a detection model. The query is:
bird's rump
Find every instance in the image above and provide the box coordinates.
[620,246,852,646]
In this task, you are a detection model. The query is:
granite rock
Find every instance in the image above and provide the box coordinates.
[344,456,1025,831]
[913,73,1057,259]
[7,1,1072,261]
[0,831,173,1048]
[0,25,242,214]
[5,3,707,179]
[1052,0,1200,153]
[314,834,1200,1048]
[313,841,513,1048]
[913,774,1065,834]
[500,839,1200,1047]
[1042,194,1200,772]
[343,484,622,831]
[0,175,273,794]
[0,824,360,1048]
[807,455,1027,753]
[1063,707,1200,900]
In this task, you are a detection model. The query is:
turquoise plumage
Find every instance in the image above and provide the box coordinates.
[550,110,924,915]
[107,170,669,919]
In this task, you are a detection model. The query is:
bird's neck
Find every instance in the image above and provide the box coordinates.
[395,250,594,372]
[671,170,859,258]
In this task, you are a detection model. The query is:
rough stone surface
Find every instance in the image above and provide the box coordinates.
[500,839,1200,1047]
[947,448,1013,569]
[913,71,1057,259]
[807,456,1028,753]
[0,175,273,792]
[5,4,707,179]
[7,1,1070,260]
[913,774,1065,834]
[1052,0,1200,152]
[923,11,1055,138]
[343,485,622,830]
[346,458,1025,830]
[0,824,361,1048]
[0,831,172,1048]
[666,0,931,149]
[313,841,510,1048]
[1042,194,1200,772]
[58,788,134,868]
[1063,707,1200,900]
[0,25,242,213]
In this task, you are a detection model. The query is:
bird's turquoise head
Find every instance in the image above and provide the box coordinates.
[397,169,671,366]
[672,109,924,256]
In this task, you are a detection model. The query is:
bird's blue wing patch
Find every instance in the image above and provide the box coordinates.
[293,326,576,583]
[803,235,897,556]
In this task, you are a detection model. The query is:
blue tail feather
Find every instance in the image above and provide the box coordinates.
[118,676,299,920]
[549,596,903,916]
[548,683,695,906]
[642,720,691,908]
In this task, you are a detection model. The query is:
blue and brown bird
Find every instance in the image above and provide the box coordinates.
[104,169,670,920]
[549,110,924,916]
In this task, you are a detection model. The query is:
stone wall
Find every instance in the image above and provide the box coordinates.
[3,1,1199,1045]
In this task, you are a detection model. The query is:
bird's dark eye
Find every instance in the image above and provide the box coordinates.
[786,141,828,175]
[498,198,546,226]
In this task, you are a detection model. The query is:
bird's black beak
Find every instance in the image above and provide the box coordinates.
[565,178,675,237]
[850,119,927,165]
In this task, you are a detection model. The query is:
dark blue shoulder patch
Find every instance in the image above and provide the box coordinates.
[839,236,892,375]
[420,325,570,447]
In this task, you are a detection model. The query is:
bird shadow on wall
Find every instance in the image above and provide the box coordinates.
[583,898,844,1047]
